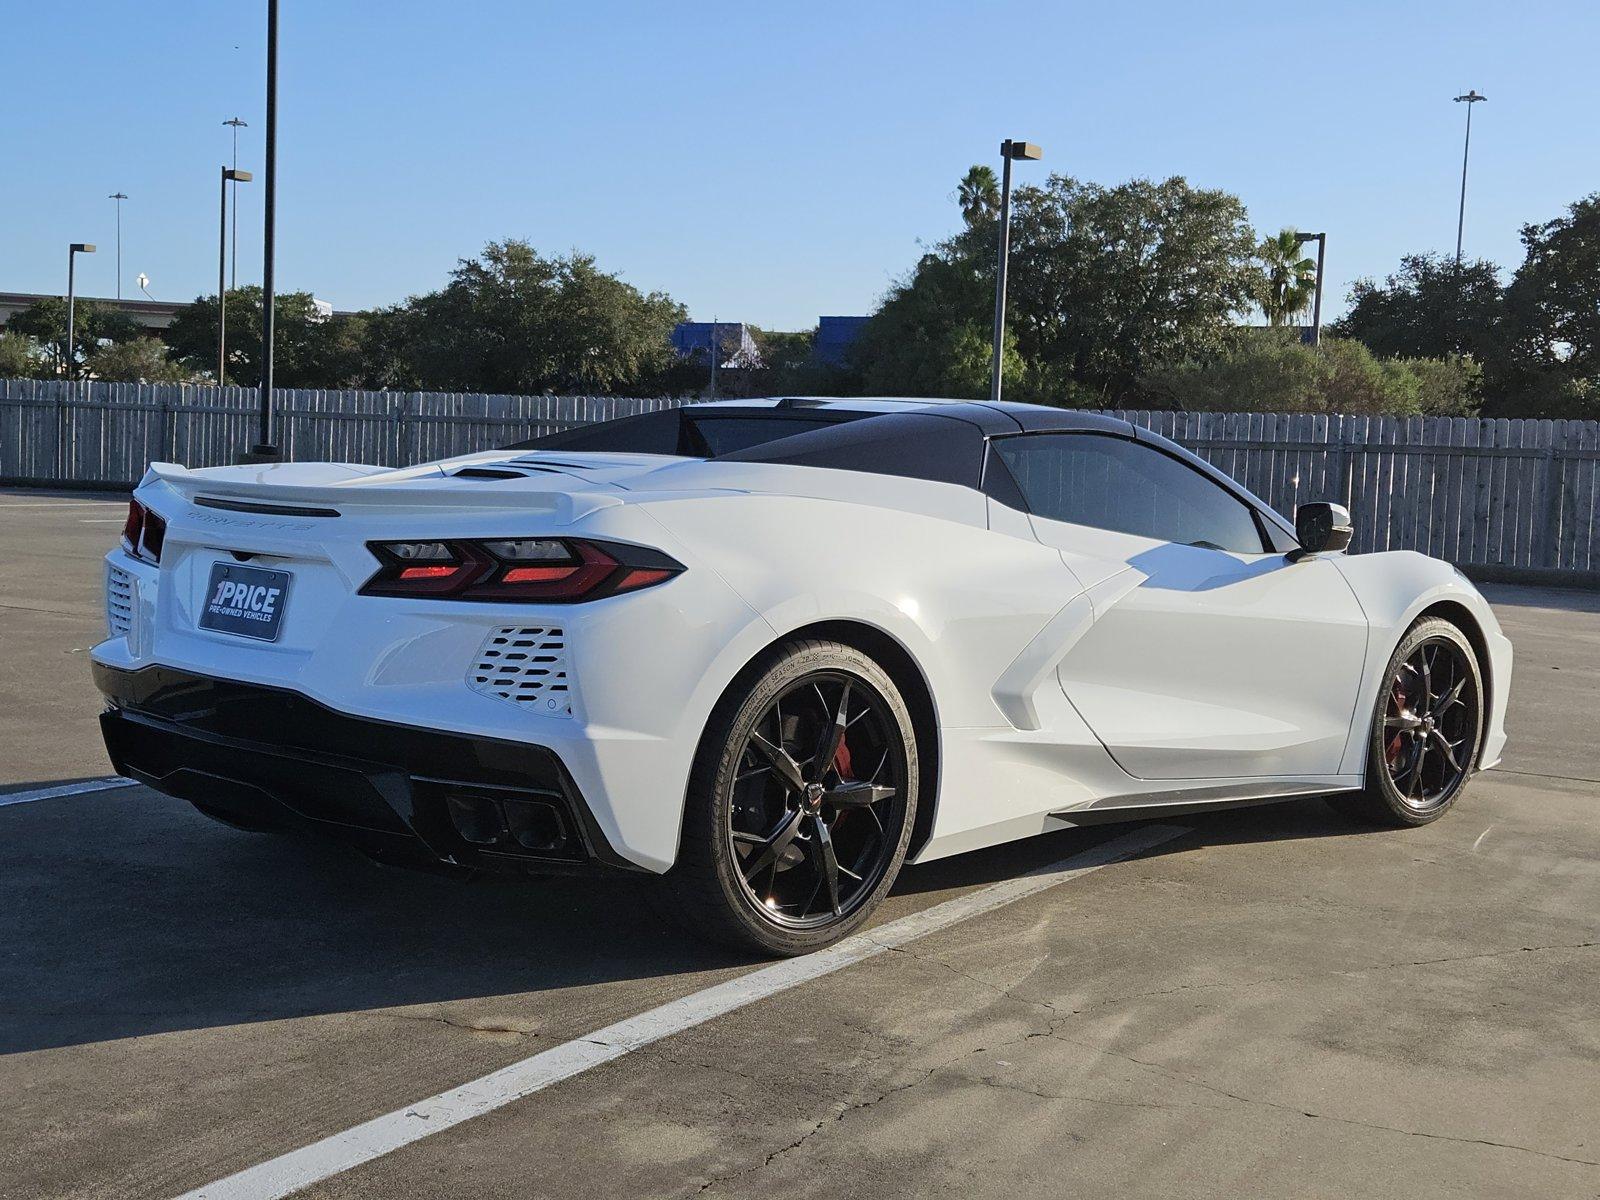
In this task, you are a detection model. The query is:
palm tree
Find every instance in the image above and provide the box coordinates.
[956,165,1000,227]
[1257,228,1318,326]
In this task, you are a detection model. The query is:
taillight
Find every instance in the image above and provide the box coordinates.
[121,500,165,564]
[360,537,684,603]
[142,510,166,561]
[120,500,143,554]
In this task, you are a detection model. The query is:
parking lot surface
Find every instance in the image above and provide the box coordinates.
[2,489,1597,1199]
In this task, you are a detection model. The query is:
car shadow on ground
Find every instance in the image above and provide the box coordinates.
[1,784,1361,1057]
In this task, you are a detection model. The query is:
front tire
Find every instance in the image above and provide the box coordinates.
[667,639,919,956]
[1328,617,1484,828]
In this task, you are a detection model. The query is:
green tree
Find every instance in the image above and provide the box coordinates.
[365,241,686,394]
[1499,192,1600,416]
[0,331,50,379]
[850,253,1018,398]
[956,165,999,227]
[84,337,198,383]
[1003,174,1259,401]
[1140,330,1481,416]
[851,170,1257,406]
[1255,229,1317,326]
[1334,253,1505,362]
[4,298,141,375]
[166,288,365,386]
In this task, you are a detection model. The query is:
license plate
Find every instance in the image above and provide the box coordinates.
[198,562,292,642]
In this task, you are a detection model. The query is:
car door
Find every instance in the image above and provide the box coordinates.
[989,431,1369,781]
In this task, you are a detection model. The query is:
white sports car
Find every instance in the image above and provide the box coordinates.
[93,398,1512,954]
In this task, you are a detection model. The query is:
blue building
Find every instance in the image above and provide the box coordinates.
[671,322,761,368]
[814,315,870,367]
[671,315,871,370]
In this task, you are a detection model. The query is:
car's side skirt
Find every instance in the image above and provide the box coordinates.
[911,777,1363,864]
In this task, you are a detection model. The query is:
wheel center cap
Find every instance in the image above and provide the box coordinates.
[804,782,825,810]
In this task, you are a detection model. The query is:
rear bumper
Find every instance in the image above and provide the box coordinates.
[94,662,645,876]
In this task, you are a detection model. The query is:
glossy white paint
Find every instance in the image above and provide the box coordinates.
[92,419,1513,874]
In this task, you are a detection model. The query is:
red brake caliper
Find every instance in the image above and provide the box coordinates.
[833,736,854,781]
[1386,679,1408,766]
[830,735,856,830]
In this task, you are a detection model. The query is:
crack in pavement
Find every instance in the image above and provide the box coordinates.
[871,935,1599,1021]
[1042,1030,1600,1170]
[964,1071,1224,1115]
[788,936,1600,1174]
[692,1066,943,1195]
[384,1011,542,1039]
[1495,768,1600,787]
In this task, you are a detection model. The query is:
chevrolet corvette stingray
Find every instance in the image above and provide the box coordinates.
[93,398,1512,954]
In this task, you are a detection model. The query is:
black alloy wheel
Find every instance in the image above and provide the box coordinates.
[668,639,918,955]
[1329,617,1484,827]
[727,671,905,927]
[1381,637,1479,811]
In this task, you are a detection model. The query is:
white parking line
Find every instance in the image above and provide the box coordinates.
[175,823,1189,1200]
[0,501,123,508]
[0,777,134,808]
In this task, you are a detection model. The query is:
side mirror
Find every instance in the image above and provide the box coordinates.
[1291,501,1353,560]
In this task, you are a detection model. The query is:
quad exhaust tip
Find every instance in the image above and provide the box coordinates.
[444,790,570,854]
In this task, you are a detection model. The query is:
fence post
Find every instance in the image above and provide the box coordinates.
[51,381,65,483]
[1532,446,1562,570]
[392,392,410,466]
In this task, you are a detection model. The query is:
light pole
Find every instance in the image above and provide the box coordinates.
[990,138,1042,403]
[65,244,95,380]
[218,167,253,383]
[137,273,154,301]
[1294,231,1327,347]
[223,117,248,290]
[1453,90,1487,265]
[108,193,128,300]
[248,0,282,461]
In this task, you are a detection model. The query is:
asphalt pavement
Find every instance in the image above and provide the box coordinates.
[2,488,1596,1199]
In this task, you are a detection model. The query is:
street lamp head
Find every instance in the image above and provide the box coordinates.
[223,116,249,128]
[224,168,254,183]
[1294,231,1326,245]
[109,191,128,201]
[70,243,95,254]
[1001,139,1043,161]
[1454,90,1487,104]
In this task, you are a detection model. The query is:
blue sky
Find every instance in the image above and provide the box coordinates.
[3,1,1596,330]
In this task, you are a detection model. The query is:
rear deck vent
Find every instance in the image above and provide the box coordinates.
[452,467,529,480]
[467,626,571,716]
[107,564,135,638]
[507,458,601,471]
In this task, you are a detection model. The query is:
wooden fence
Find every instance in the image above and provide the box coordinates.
[0,379,687,487]
[2,379,1596,577]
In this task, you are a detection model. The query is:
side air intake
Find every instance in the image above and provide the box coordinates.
[467,626,572,716]
[107,564,135,638]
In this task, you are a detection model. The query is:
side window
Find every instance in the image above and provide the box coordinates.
[991,433,1267,554]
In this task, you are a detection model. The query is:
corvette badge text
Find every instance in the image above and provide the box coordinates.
[207,578,282,625]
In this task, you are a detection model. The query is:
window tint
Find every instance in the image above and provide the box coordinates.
[688,416,839,456]
[508,409,857,458]
[722,413,985,487]
[992,433,1266,553]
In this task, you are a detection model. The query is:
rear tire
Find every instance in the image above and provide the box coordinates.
[666,638,918,956]
[1327,617,1483,828]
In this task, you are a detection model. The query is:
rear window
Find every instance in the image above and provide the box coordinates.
[689,416,836,455]
[508,409,852,457]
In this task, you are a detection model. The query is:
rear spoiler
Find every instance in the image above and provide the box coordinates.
[140,460,623,522]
